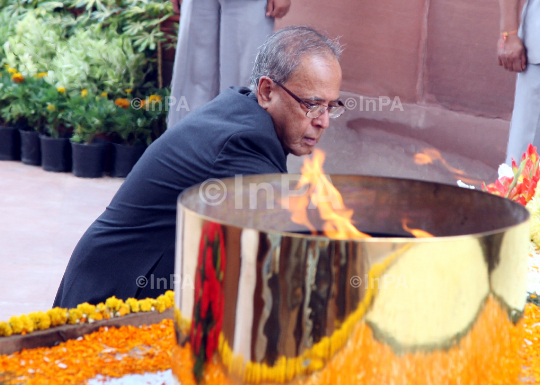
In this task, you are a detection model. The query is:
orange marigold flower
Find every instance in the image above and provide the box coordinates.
[115,98,130,109]
[11,73,24,83]
[148,94,163,103]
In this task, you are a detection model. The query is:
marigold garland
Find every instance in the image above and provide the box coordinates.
[0,320,175,385]
[1,301,539,384]
[0,291,174,338]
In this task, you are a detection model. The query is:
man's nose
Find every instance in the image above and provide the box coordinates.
[312,109,330,130]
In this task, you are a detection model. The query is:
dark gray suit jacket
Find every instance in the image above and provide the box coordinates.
[54,87,288,308]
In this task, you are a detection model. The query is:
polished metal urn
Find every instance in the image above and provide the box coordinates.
[173,174,529,384]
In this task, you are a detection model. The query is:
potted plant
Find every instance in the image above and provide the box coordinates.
[69,92,115,178]
[0,13,20,161]
[108,89,169,177]
[2,11,65,165]
[40,87,73,172]
[13,74,52,165]
[0,68,24,161]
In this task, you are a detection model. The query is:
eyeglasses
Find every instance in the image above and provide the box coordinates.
[273,80,345,119]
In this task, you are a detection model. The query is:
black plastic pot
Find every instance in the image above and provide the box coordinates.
[71,141,108,178]
[19,129,41,166]
[40,135,71,172]
[112,143,146,178]
[0,126,20,161]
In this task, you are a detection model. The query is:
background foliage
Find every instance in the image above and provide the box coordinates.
[0,0,175,144]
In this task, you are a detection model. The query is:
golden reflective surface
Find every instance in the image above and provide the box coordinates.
[174,174,529,384]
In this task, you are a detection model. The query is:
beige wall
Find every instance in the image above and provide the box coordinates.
[277,0,517,120]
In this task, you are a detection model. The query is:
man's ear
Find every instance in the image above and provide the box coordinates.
[256,77,274,109]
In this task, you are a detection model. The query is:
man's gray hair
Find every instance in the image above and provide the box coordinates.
[250,26,343,92]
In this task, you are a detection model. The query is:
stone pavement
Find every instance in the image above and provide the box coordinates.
[0,162,123,321]
[0,97,504,321]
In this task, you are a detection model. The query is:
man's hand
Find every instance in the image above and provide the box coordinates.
[498,34,527,72]
[170,0,181,14]
[266,0,291,19]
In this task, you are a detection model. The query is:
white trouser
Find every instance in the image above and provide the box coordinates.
[505,63,540,164]
[167,0,274,128]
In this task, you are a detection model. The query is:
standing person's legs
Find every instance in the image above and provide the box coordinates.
[506,63,540,164]
[167,0,221,128]
[219,0,275,93]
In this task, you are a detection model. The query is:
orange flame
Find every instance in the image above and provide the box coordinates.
[402,219,434,238]
[414,148,483,185]
[289,149,370,239]
[414,148,465,175]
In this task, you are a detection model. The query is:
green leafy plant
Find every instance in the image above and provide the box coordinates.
[0,69,50,130]
[109,87,169,145]
[46,26,147,98]
[3,12,62,76]
[40,86,72,138]
[69,92,116,144]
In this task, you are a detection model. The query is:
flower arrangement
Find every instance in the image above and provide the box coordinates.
[0,319,175,385]
[0,290,174,338]
[482,144,540,247]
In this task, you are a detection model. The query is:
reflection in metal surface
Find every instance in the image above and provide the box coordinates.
[173,174,529,384]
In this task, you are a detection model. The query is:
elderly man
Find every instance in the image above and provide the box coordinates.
[54,26,344,307]
[499,0,540,163]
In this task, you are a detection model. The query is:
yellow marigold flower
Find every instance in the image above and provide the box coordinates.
[92,312,103,321]
[97,303,111,320]
[155,294,173,313]
[7,68,17,74]
[101,92,108,98]
[115,98,130,109]
[138,298,154,312]
[81,88,88,97]
[0,321,13,337]
[37,72,48,78]
[77,302,96,317]
[57,87,66,94]
[9,316,23,334]
[29,311,51,331]
[47,104,56,112]
[155,299,167,313]
[118,304,131,317]
[148,94,163,103]
[47,308,68,327]
[125,88,132,94]
[165,290,174,301]
[11,73,24,83]
[126,298,140,313]
[105,296,123,312]
[68,309,83,324]
[19,314,34,334]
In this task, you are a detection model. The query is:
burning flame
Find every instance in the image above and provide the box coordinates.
[414,148,465,176]
[289,149,370,240]
[414,148,482,186]
[402,219,434,238]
